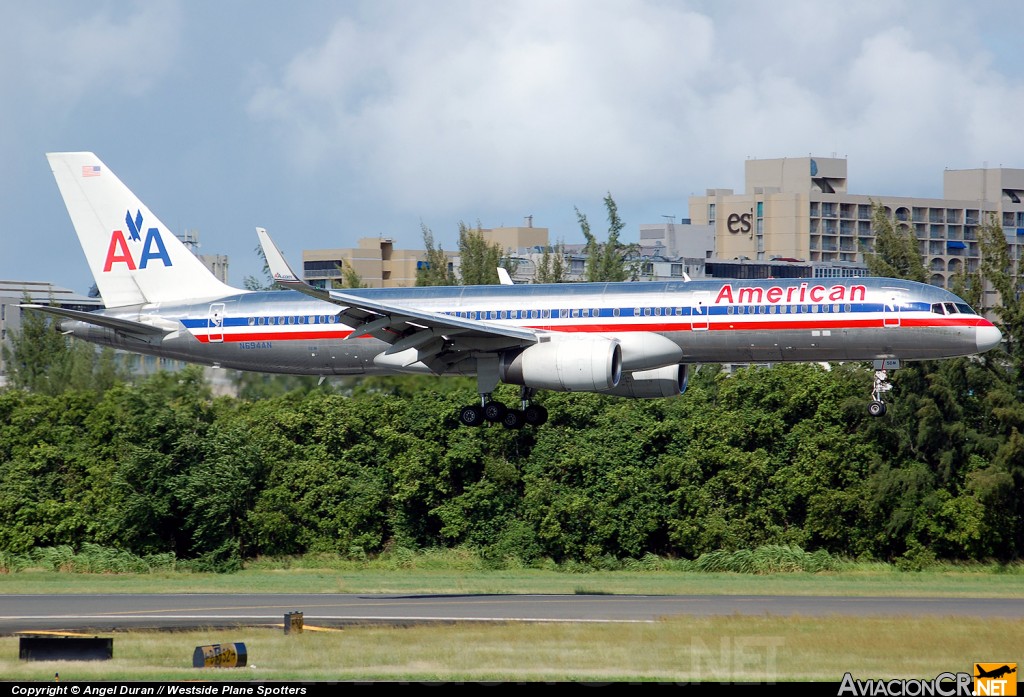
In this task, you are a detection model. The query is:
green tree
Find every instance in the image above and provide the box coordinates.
[535,241,568,284]
[457,222,503,285]
[977,214,1024,383]
[341,264,365,289]
[416,223,456,286]
[2,300,123,395]
[243,244,275,291]
[863,201,928,282]
[576,193,639,282]
[457,222,521,285]
[326,260,365,290]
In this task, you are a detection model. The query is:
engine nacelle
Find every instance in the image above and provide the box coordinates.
[615,331,683,371]
[500,337,622,392]
[600,364,689,399]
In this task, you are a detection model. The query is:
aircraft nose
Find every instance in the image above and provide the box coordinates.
[976,324,1002,353]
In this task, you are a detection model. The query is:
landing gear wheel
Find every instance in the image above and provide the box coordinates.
[483,401,507,423]
[459,405,485,427]
[869,368,893,418]
[501,409,525,429]
[523,404,548,426]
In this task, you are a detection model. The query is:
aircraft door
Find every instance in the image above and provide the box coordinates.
[883,292,902,328]
[690,292,710,331]
[208,303,225,343]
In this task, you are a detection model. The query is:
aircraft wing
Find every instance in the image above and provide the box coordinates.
[21,305,171,338]
[256,228,540,371]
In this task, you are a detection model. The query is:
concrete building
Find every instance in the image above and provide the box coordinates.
[303,237,430,288]
[479,223,550,252]
[179,230,230,284]
[688,156,1024,295]
[303,225,551,288]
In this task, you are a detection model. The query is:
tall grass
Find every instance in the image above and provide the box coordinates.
[0,544,176,574]
[692,545,839,574]
[0,616,1017,681]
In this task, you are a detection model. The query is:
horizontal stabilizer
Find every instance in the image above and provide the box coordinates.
[21,304,170,337]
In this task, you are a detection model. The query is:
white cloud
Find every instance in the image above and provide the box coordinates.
[249,0,1024,219]
[248,0,717,210]
[0,2,183,108]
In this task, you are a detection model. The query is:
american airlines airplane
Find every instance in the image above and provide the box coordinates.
[33,152,1002,428]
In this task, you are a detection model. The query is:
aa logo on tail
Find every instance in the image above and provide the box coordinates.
[103,209,172,272]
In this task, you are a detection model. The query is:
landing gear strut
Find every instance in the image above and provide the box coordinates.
[868,364,895,417]
[457,376,547,429]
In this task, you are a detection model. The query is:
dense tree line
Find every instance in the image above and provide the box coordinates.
[0,355,1019,571]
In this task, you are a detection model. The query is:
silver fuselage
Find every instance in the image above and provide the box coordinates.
[62,277,999,378]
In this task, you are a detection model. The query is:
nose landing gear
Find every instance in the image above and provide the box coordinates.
[868,360,897,417]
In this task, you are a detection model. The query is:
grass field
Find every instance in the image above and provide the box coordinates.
[1,615,1019,682]
[2,559,1023,682]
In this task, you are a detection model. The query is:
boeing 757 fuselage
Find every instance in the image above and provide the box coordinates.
[33,152,1002,428]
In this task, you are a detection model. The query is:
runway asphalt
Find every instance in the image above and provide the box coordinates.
[1,593,1021,634]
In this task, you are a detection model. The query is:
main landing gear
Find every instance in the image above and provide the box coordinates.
[458,386,548,429]
[868,363,896,417]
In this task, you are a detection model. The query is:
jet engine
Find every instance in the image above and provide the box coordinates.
[614,332,683,371]
[600,364,689,399]
[500,337,622,392]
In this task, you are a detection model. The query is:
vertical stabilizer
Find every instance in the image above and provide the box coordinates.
[46,152,240,307]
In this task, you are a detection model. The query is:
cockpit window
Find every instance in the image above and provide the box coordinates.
[933,301,980,315]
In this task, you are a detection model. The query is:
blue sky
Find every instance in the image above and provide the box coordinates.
[3,1,1024,294]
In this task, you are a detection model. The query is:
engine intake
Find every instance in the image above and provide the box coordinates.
[600,364,689,398]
